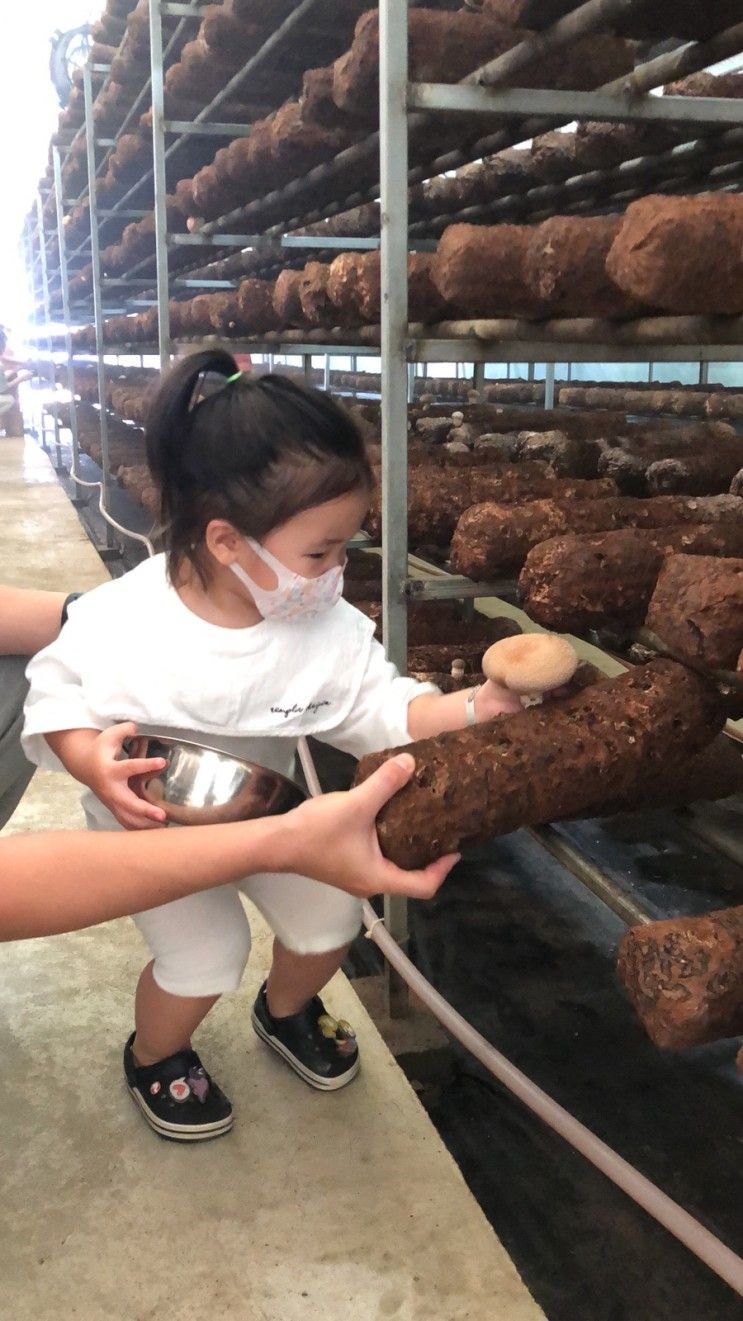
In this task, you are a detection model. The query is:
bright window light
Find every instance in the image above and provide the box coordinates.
[0,5,103,338]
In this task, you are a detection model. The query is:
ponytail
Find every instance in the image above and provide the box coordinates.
[144,350,373,586]
[145,347,238,529]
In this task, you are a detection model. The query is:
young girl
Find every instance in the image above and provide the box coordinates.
[23,349,523,1143]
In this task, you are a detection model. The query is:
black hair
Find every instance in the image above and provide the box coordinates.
[145,349,373,584]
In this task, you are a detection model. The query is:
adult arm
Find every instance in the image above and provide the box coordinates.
[0,754,458,941]
[0,586,67,656]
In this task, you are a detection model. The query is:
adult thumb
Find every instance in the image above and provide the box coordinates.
[352,754,416,818]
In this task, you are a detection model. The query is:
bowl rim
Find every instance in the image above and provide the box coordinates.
[127,734,307,800]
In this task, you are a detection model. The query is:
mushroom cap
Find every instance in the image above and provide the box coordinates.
[482,633,578,695]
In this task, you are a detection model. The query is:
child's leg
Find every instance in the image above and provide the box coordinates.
[132,883,252,1063]
[133,962,220,1066]
[243,872,362,1089]
[125,885,252,1139]
[265,938,352,1019]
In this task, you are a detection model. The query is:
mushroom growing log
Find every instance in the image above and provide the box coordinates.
[645,554,743,670]
[519,524,743,633]
[354,661,724,867]
[452,495,743,577]
[617,905,743,1049]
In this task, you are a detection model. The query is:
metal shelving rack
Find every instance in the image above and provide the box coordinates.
[373,0,743,981]
[22,0,743,1012]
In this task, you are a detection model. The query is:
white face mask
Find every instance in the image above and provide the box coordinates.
[230,538,345,622]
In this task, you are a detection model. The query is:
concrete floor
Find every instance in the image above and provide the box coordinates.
[0,438,543,1321]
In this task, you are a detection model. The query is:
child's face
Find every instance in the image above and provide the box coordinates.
[238,487,370,588]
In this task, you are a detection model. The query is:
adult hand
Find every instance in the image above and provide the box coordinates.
[282,753,460,899]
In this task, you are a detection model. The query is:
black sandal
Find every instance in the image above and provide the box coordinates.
[123,1033,233,1141]
[251,983,359,1091]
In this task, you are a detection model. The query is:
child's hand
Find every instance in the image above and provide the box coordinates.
[474,679,523,720]
[85,723,168,830]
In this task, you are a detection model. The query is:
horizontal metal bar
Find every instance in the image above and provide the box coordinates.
[409,84,743,127]
[409,337,743,365]
[174,278,238,288]
[527,825,653,927]
[103,278,159,287]
[168,339,381,356]
[281,234,381,251]
[163,119,254,137]
[91,64,112,73]
[404,576,514,601]
[160,3,204,15]
[95,138,117,147]
[47,338,378,358]
[173,232,385,255]
[169,233,250,247]
[97,209,151,219]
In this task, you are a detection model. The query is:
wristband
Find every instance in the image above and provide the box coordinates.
[60,592,83,628]
[465,685,481,727]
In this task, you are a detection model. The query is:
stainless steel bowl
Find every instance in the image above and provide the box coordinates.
[125,735,306,826]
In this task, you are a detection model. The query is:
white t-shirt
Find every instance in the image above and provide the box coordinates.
[22,554,436,828]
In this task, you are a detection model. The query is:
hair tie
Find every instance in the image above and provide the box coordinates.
[226,371,243,384]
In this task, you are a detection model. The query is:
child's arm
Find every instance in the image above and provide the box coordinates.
[406,679,521,741]
[45,723,168,830]
[318,637,522,762]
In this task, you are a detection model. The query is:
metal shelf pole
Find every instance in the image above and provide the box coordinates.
[149,0,171,368]
[34,193,65,475]
[25,227,47,450]
[52,147,85,507]
[83,64,116,554]
[380,0,412,1016]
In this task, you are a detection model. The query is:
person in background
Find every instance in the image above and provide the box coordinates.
[0,326,32,432]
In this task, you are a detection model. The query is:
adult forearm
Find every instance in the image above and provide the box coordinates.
[0,758,462,940]
[0,587,67,656]
[0,817,289,941]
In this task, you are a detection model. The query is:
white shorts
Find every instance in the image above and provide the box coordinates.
[86,814,362,997]
[134,873,363,997]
